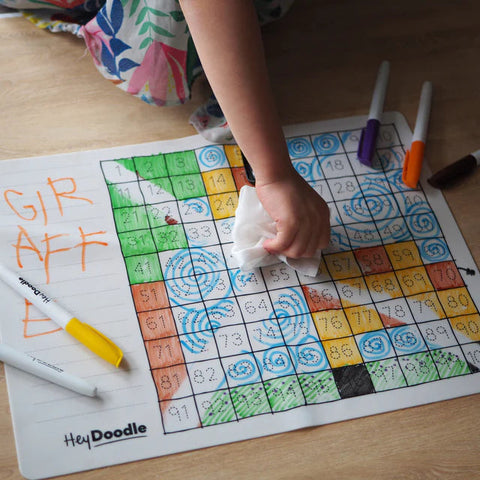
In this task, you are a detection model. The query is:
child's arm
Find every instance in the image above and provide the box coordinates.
[179,0,330,258]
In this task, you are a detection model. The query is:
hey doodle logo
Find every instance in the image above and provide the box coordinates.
[64,422,148,450]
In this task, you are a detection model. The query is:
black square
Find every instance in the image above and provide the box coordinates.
[332,364,375,399]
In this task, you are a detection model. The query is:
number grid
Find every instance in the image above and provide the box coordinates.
[100,123,480,433]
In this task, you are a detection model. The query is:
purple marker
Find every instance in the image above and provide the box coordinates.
[357,61,390,166]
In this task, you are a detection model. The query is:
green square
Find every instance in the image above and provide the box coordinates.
[134,154,167,179]
[146,204,170,228]
[399,352,439,386]
[165,150,199,176]
[298,371,340,404]
[108,183,141,208]
[230,383,271,418]
[199,390,236,426]
[152,224,188,251]
[171,174,206,200]
[113,206,150,233]
[264,375,305,412]
[118,230,157,257]
[366,358,407,391]
[124,254,162,284]
[431,348,471,378]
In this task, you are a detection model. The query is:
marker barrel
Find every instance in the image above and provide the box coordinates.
[369,60,390,120]
[0,344,97,397]
[412,81,433,143]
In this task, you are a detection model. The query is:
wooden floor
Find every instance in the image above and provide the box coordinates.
[1,1,479,479]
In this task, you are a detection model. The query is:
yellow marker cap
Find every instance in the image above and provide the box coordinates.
[65,318,123,367]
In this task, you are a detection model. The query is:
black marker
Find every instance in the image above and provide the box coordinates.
[241,150,256,185]
[428,149,480,189]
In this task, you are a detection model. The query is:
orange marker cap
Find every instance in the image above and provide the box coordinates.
[402,140,425,189]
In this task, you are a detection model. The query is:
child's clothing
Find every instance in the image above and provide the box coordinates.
[1,0,294,140]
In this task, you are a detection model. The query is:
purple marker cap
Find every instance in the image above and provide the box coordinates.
[357,118,380,166]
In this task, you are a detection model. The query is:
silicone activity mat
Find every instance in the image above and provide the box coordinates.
[0,112,479,479]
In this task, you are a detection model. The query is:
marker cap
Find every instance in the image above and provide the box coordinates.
[357,119,380,166]
[402,140,425,188]
[65,318,123,367]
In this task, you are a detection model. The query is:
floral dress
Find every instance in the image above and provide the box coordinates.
[1,0,294,139]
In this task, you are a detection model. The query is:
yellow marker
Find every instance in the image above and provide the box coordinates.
[0,263,123,367]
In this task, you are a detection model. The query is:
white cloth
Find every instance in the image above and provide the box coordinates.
[231,185,322,277]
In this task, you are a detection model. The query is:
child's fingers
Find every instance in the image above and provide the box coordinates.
[263,228,296,256]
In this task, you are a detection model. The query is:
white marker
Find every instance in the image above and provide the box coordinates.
[0,344,97,397]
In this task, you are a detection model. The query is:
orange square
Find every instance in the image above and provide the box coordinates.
[152,364,188,402]
[145,337,184,369]
[202,168,236,195]
[385,241,422,270]
[438,287,477,317]
[313,309,351,339]
[397,266,434,296]
[354,246,392,275]
[344,305,384,334]
[231,167,253,190]
[323,337,363,368]
[302,284,341,312]
[425,261,465,291]
[324,251,362,280]
[131,281,169,312]
[408,292,445,320]
[138,308,177,340]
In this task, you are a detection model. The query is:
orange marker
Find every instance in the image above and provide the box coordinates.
[402,81,433,188]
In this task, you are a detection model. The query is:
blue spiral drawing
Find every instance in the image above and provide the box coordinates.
[180,197,212,220]
[375,218,412,244]
[406,212,440,239]
[293,158,322,182]
[328,226,352,252]
[388,326,426,355]
[341,196,372,223]
[359,174,392,197]
[197,146,228,169]
[287,136,314,158]
[251,318,283,348]
[417,238,450,263]
[377,148,403,171]
[278,313,317,345]
[289,343,329,372]
[226,355,260,385]
[312,133,341,155]
[357,331,393,361]
[272,287,310,318]
[177,306,214,355]
[258,348,294,377]
[386,170,410,193]
[365,194,398,221]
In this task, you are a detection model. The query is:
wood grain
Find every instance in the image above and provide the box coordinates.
[1,1,479,479]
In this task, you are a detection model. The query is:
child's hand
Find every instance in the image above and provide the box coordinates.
[256,170,330,259]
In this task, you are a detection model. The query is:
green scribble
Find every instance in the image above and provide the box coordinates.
[200,390,236,426]
[366,358,407,391]
[118,230,157,257]
[399,352,439,385]
[152,224,188,251]
[165,150,199,176]
[230,383,271,418]
[125,253,163,284]
[171,174,206,200]
[108,183,140,209]
[264,376,305,412]
[298,371,340,403]
[431,348,471,378]
[113,206,150,232]
[134,154,168,179]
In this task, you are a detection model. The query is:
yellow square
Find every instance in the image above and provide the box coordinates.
[202,168,236,195]
[438,287,477,317]
[313,309,351,339]
[396,266,433,296]
[224,145,244,167]
[344,305,384,334]
[323,337,363,368]
[385,241,422,269]
[324,251,362,280]
[449,314,480,342]
[209,192,239,220]
[365,272,403,300]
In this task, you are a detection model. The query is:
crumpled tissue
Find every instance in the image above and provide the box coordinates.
[231,185,322,277]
